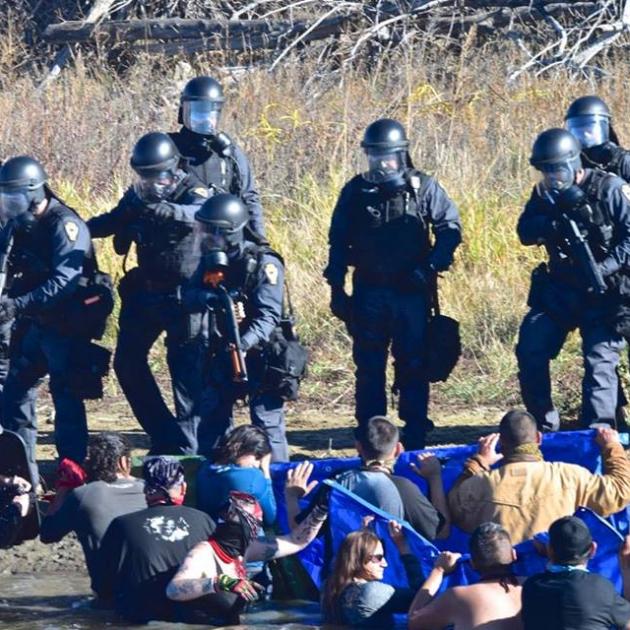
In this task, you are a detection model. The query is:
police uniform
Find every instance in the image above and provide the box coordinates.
[184,242,288,462]
[88,177,207,454]
[516,169,630,430]
[324,170,462,448]
[1,198,94,483]
[582,142,630,183]
[169,128,265,236]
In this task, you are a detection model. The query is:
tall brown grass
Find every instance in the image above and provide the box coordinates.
[1,41,629,419]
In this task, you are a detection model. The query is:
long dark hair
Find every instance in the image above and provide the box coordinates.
[321,529,382,624]
[212,425,271,465]
[84,433,131,483]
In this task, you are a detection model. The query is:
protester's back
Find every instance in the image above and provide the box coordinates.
[522,517,630,630]
[94,457,215,622]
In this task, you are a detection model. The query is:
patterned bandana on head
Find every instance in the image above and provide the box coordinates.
[143,456,185,504]
[210,491,263,559]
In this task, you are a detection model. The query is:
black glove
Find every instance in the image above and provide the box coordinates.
[330,286,351,322]
[409,263,437,290]
[0,298,16,325]
[148,202,176,222]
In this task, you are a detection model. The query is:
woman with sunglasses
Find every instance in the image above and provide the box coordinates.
[321,520,423,627]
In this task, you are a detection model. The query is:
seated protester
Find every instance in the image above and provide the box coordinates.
[197,425,276,527]
[94,456,215,622]
[448,410,630,544]
[522,516,630,630]
[288,416,448,541]
[409,523,523,630]
[0,475,31,549]
[40,433,145,590]
[321,520,423,627]
[166,489,329,625]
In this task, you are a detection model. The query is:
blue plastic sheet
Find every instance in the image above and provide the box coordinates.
[268,430,628,591]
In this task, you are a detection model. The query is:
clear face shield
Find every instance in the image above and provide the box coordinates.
[182,100,222,136]
[133,169,182,203]
[566,114,610,149]
[0,189,32,223]
[363,149,405,185]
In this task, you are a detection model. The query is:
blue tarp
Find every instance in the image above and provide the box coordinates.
[268,430,628,591]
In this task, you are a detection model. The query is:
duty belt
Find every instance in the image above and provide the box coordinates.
[141,278,181,293]
[353,268,406,287]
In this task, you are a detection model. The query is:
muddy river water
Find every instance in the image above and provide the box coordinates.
[0,573,324,629]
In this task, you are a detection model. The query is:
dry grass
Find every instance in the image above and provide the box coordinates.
[1,40,629,420]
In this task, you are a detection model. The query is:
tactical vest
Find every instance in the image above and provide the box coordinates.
[541,170,615,283]
[222,242,283,296]
[132,179,202,285]
[578,169,615,260]
[10,199,96,295]
[348,170,431,279]
[583,142,630,178]
[169,130,241,196]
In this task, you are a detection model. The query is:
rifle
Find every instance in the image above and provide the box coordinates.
[552,185,607,296]
[203,268,248,388]
[0,222,15,298]
[558,214,607,296]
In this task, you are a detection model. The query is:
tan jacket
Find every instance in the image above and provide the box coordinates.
[447,443,630,544]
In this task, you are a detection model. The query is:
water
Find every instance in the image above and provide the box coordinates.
[0,574,322,629]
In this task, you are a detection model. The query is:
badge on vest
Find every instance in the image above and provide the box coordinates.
[264,263,279,285]
[622,184,630,203]
[193,187,210,198]
[64,221,79,242]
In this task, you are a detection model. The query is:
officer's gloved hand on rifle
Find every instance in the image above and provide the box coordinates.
[146,201,176,223]
[409,262,437,291]
[330,286,351,322]
[0,298,16,325]
[554,185,593,224]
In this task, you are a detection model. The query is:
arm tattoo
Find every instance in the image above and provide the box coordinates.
[291,505,327,544]
[261,535,280,562]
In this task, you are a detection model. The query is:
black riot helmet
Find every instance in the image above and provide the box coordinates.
[361,118,409,190]
[530,128,583,193]
[130,132,182,202]
[195,193,248,261]
[565,96,611,149]
[0,156,47,223]
[178,76,225,137]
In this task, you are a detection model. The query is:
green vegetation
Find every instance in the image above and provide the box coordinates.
[1,43,629,421]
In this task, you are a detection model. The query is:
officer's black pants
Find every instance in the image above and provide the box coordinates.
[1,323,87,485]
[114,289,203,454]
[351,283,430,447]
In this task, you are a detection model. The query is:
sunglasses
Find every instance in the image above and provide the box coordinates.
[368,553,385,563]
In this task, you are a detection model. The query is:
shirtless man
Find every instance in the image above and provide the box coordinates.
[408,522,522,630]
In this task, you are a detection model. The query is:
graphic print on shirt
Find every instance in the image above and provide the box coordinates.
[143,515,191,542]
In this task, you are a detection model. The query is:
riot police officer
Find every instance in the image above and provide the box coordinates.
[566,96,630,426]
[88,133,207,454]
[0,156,104,484]
[169,76,265,236]
[566,96,630,181]
[324,119,462,450]
[516,128,630,431]
[183,193,288,462]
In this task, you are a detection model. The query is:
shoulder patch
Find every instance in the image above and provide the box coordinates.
[64,220,79,242]
[193,187,210,198]
[264,262,279,285]
[622,184,630,203]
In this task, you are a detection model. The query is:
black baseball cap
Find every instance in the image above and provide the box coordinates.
[549,516,593,564]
